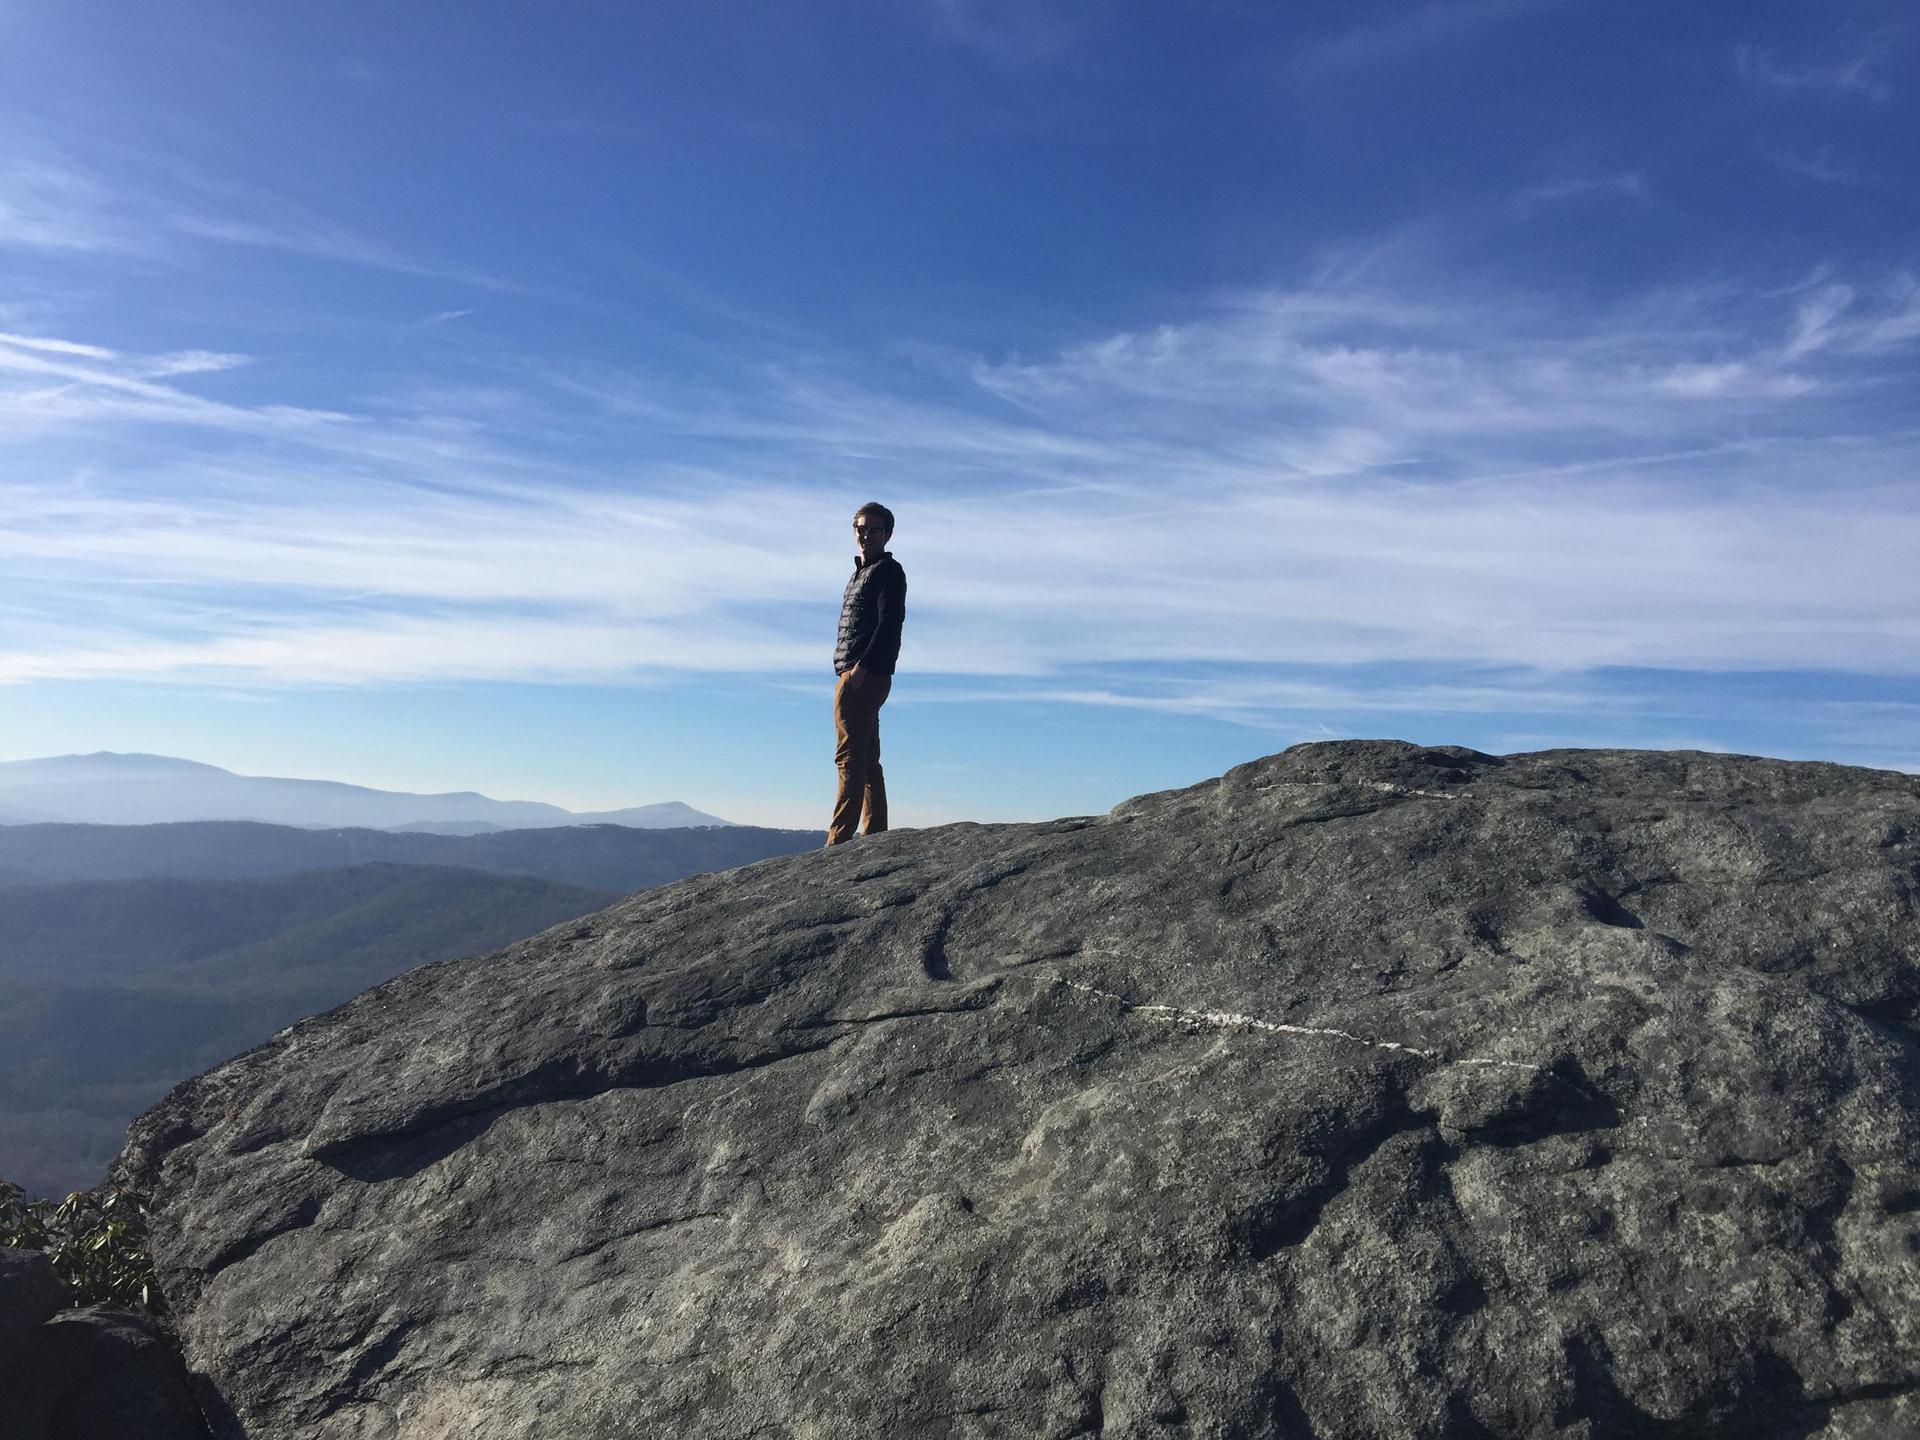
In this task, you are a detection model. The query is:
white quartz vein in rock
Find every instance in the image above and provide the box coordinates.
[1251,779,1464,801]
[1061,981,1539,1072]
[1361,781,1465,801]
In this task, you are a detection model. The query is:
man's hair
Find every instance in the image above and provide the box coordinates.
[854,501,895,537]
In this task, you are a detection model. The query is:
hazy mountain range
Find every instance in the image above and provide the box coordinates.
[0,819,819,892]
[0,753,733,831]
[0,816,822,1199]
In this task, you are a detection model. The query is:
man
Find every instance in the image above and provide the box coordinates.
[829,502,906,845]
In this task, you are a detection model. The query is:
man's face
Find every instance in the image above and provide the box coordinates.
[853,514,890,560]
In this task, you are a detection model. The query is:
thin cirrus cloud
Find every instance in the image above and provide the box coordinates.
[0,140,507,289]
[1733,40,1895,104]
[1,259,1917,710]
[1513,174,1649,215]
[924,0,1091,67]
[961,278,1866,438]
[0,333,251,381]
[1287,0,1563,76]
[167,212,511,291]
[1765,148,1874,187]
[0,156,131,253]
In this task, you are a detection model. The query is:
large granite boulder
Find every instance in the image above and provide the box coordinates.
[122,742,1920,1438]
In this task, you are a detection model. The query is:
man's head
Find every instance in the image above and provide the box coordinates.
[853,502,894,561]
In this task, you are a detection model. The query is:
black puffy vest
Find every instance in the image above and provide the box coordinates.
[834,554,907,675]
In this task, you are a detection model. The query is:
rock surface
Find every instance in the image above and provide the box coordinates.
[123,742,1920,1439]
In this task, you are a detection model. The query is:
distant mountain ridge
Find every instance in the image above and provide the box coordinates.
[0,752,733,830]
[0,819,823,892]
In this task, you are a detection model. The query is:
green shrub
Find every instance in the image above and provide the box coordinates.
[1,1178,163,1315]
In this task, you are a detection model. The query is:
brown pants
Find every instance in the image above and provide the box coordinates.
[828,669,891,845]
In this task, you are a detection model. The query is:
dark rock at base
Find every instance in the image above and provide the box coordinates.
[0,1248,69,1437]
[0,1246,66,1336]
[0,1298,211,1440]
[122,742,1920,1438]
[40,1307,211,1440]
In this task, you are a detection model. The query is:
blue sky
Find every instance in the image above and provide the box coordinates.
[1,0,1915,828]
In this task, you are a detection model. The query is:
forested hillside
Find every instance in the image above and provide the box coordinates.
[0,819,821,890]
[0,864,616,1197]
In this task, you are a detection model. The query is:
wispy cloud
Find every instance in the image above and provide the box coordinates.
[1764,148,1874,187]
[0,138,508,289]
[924,672,1623,727]
[959,274,1901,444]
[1781,283,1854,359]
[136,351,252,379]
[393,309,478,342]
[167,213,510,290]
[0,332,346,441]
[1734,40,1894,103]
[0,331,118,360]
[1516,173,1648,211]
[0,157,134,253]
[1290,0,1563,75]
[1853,275,1920,351]
[1,266,1916,700]
[924,0,1090,66]
[518,107,808,151]
[0,613,819,687]
[1765,274,1920,358]
[1653,362,1810,399]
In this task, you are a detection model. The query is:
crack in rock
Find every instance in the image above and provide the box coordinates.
[1059,980,1539,1072]
[562,1211,726,1262]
